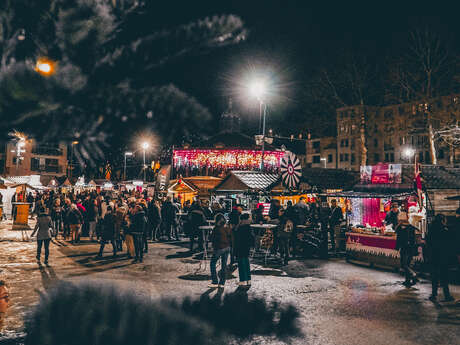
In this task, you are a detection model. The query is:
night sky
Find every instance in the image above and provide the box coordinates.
[150,1,460,135]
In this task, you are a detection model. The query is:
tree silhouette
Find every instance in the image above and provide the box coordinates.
[0,0,247,171]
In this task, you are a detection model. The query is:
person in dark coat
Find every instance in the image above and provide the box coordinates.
[427,214,455,302]
[385,203,400,230]
[148,199,161,241]
[209,214,232,288]
[130,205,147,263]
[233,213,254,287]
[161,197,178,241]
[31,209,54,265]
[328,199,343,252]
[97,206,117,258]
[268,199,281,221]
[395,212,418,287]
[188,201,206,252]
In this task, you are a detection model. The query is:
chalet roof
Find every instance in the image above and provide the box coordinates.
[213,171,279,192]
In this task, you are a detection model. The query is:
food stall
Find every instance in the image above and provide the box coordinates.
[336,164,427,269]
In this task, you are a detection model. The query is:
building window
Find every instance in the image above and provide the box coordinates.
[384,153,389,162]
[345,139,349,147]
[390,153,394,162]
[419,152,424,163]
[45,158,60,173]
[31,158,40,171]
[340,154,344,162]
[328,154,333,163]
[425,151,430,163]
[344,153,349,161]
[438,149,445,159]
[374,153,380,162]
[374,138,378,148]
[313,155,321,164]
[351,153,355,164]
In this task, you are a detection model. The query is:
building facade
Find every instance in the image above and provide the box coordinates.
[335,94,460,170]
[306,136,337,169]
[3,139,68,177]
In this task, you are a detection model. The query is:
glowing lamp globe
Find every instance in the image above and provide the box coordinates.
[249,80,266,100]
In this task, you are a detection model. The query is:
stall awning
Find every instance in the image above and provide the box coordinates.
[212,171,279,193]
[319,191,413,199]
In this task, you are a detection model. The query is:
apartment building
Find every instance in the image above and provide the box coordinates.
[3,139,68,177]
[336,94,460,170]
[306,136,337,169]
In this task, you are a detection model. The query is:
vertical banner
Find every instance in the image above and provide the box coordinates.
[155,165,171,192]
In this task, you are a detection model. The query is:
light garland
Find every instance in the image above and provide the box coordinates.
[173,149,284,170]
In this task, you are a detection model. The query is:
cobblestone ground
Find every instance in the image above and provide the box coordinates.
[1,220,459,344]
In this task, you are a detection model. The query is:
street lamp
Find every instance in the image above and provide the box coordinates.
[320,157,327,169]
[124,152,133,181]
[69,141,79,179]
[403,147,415,163]
[249,79,267,171]
[35,58,56,76]
[141,142,150,182]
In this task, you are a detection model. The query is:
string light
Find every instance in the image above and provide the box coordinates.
[174,149,284,170]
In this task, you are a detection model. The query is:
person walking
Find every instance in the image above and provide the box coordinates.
[209,214,232,289]
[328,199,343,252]
[97,206,117,258]
[395,211,418,287]
[130,204,147,263]
[50,199,63,238]
[427,214,455,302]
[233,213,254,287]
[30,208,54,265]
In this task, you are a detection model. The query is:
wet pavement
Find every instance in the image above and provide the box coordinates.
[1,221,459,344]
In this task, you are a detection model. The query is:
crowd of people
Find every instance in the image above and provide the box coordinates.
[1,189,459,299]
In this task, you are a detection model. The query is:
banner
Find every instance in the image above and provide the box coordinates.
[360,164,401,184]
[155,165,171,192]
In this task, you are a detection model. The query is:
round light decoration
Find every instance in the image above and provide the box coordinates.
[280,151,301,189]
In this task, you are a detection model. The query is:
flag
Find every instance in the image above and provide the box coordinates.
[414,157,423,210]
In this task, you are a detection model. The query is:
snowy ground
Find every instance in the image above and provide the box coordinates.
[0,220,459,344]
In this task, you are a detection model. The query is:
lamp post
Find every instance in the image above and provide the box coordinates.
[124,152,133,181]
[141,142,150,182]
[320,157,327,169]
[69,141,79,179]
[250,80,267,171]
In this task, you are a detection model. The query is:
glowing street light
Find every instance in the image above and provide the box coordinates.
[403,147,415,163]
[35,58,55,76]
[249,80,266,101]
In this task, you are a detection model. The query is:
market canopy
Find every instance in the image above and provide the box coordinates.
[212,171,280,193]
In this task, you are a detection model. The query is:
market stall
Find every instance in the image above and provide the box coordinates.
[330,163,427,269]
